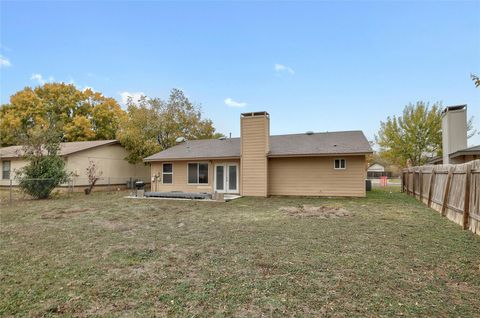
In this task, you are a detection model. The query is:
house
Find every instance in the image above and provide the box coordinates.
[0,140,150,188]
[428,105,479,165]
[144,111,372,197]
[367,163,393,178]
[368,163,385,172]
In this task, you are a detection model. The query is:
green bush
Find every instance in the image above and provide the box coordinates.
[16,155,69,199]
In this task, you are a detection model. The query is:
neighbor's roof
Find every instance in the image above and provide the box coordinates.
[0,140,119,159]
[449,145,480,159]
[144,131,372,161]
[427,145,480,164]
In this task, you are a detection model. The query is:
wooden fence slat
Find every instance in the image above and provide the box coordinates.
[441,167,454,217]
[419,170,423,200]
[428,169,435,208]
[463,165,471,230]
[412,171,416,197]
[403,160,479,235]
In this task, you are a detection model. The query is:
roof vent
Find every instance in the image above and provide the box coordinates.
[175,137,186,143]
[306,131,314,135]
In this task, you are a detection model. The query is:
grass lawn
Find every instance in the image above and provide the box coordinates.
[1,188,479,317]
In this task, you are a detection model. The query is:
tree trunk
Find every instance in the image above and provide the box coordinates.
[84,178,98,195]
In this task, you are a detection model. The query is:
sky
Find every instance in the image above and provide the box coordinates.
[1,1,479,146]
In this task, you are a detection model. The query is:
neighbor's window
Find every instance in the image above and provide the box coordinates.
[334,159,346,170]
[162,163,173,184]
[2,161,10,180]
[188,163,209,184]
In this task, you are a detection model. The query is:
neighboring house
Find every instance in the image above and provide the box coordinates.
[367,163,393,178]
[144,111,372,197]
[428,105,479,165]
[429,146,480,165]
[0,140,150,187]
[368,163,385,172]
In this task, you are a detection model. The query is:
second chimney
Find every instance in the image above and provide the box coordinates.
[442,105,467,164]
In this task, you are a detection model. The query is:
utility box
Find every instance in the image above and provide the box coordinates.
[365,179,372,192]
[135,181,145,197]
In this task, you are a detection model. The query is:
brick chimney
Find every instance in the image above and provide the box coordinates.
[240,111,270,197]
[442,105,467,164]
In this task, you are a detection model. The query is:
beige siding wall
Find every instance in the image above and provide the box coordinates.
[268,155,367,197]
[65,144,150,186]
[0,159,28,185]
[150,159,240,193]
[240,115,269,197]
[451,155,480,164]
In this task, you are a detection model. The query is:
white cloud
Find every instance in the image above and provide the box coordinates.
[30,73,54,85]
[0,55,11,68]
[224,97,247,108]
[274,63,294,75]
[120,91,146,105]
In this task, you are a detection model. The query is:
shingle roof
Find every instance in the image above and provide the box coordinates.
[0,140,119,159]
[449,145,480,158]
[144,131,372,161]
[269,131,372,156]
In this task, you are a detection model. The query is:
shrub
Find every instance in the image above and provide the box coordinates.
[15,126,69,199]
[17,155,69,199]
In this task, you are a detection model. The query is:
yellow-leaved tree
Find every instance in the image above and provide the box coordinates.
[0,83,126,146]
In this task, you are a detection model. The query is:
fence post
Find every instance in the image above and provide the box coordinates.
[428,168,435,208]
[463,164,471,230]
[441,167,454,217]
[9,179,12,205]
[108,177,111,193]
[412,169,415,198]
[419,169,423,201]
[407,170,411,195]
[401,171,404,192]
[405,171,408,194]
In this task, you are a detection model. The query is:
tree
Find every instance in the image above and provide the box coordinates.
[15,126,69,199]
[0,83,126,146]
[376,102,476,167]
[84,160,103,195]
[471,74,480,88]
[376,102,443,167]
[117,89,223,164]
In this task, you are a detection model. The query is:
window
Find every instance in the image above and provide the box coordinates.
[162,163,173,184]
[334,159,346,170]
[188,163,209,184]
[2,161,10,180]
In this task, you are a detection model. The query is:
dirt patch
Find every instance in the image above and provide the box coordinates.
[93,219,135,232]
[279,205,352,218]
[40,207,96,219]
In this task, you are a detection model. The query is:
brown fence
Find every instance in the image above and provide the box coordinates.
[401,159,480,235]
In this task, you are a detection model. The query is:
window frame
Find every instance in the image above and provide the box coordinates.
[187,162,209,185]
[162,163,173,184]
[2,160,11,180]
[334,158,346,170]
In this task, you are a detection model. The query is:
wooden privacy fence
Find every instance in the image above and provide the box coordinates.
[402,159,480,235]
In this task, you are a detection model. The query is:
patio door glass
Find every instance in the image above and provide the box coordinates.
[215,165,224,191]
[228,164,237,192]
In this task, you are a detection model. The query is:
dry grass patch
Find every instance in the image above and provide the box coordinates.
[1,188,479,317]
[279,204,352,218]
